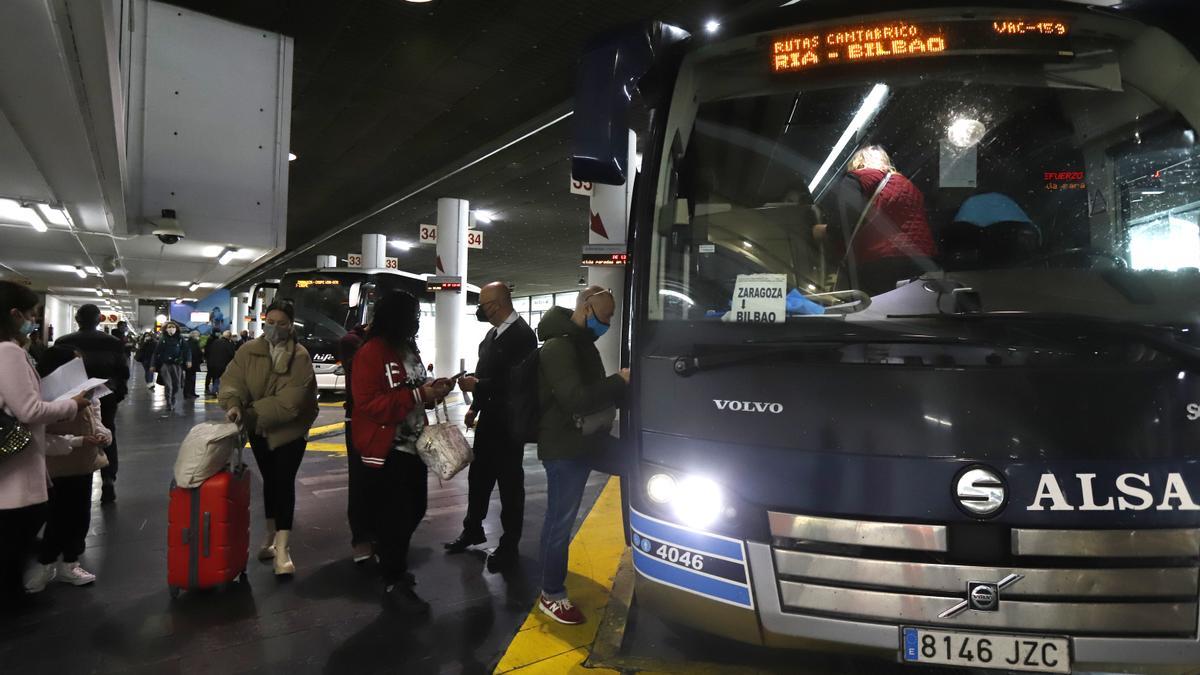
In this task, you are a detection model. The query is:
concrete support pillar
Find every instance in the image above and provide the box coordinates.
[434,197,469,378]
[587,130,637,375]
[316,255,337,268]
[229,295,240,335]
[363,234,386,269]
[252,291,264,337]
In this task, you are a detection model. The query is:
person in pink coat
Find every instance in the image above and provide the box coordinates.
[0,281,89,609]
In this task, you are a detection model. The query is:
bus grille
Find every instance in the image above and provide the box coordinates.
[768,512,1200,637]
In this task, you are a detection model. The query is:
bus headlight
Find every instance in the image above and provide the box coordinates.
[674,476,724,529]
[646,473,677,504]
[646,472,725,529]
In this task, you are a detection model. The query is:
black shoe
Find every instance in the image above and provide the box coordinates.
[486,547,519,573]
[443,530,485,554]
[383,581,430,616]
[100,481,116,504]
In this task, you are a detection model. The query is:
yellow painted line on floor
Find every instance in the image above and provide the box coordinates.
[318,401,344,408]
[310,422,343,437]
[494,477,625,675]
[307,440,347,456]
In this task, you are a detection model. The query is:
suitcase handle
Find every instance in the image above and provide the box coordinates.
[181,527,191,546]
[202,512,211,558]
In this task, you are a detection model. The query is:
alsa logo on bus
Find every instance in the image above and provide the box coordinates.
[713,400,784,414]
[1027,473,1200,512]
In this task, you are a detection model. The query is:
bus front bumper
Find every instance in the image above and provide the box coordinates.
[632,524,1200,671]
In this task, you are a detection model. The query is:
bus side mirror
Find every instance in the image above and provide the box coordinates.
[571,23,689,186]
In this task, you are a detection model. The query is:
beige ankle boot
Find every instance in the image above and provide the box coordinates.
[273,530,295,576]
[258,518,277,561]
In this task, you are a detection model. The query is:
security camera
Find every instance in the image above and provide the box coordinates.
[151,209,185,245]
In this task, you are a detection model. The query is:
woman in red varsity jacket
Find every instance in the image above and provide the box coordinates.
[350,291,452,615]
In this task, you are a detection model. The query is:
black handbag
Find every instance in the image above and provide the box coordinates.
[0,410,33,460]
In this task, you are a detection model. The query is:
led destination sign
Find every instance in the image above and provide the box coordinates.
[294,279,341,289]
[771,18,1071,73]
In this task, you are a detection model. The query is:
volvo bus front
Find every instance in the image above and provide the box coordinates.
[575,3,1200,671]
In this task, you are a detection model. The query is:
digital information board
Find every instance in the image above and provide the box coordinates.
[426,275,463,293]
[582,244,628,267]
[771,18,1070,73]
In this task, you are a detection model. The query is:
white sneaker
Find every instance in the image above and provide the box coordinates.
[55,562,96,586]
[23,563,56,593]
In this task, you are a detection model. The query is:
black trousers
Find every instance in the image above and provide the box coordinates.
[462,430,525,551]
[183,368,198,398]
[366,451,427,585]
[99,395,119,483]
[39,475,93,564]
[248,434,307,531]
[0,502,46,604]
[344,421,373,547]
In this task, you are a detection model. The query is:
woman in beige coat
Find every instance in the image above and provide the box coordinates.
[217,301,318,576]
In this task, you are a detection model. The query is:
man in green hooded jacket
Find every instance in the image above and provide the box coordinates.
[534,286,629,625]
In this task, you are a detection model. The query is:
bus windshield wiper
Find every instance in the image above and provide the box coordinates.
[885,311,1200,369]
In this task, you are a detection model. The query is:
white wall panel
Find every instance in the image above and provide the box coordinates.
[129,1,292,250]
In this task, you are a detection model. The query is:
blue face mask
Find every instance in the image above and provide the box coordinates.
[19,320,34,335]
[586,312,610,340]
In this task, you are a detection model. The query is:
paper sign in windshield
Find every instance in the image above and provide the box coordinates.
[727,274,786,324]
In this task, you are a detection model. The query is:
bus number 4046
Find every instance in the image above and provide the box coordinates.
[656,544,705,571]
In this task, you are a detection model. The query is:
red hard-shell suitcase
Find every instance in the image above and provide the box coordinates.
[167,467,251,597]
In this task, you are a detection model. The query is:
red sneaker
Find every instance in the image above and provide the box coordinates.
[538,594,586,625]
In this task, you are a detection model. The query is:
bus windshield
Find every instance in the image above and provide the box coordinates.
[278,272,363,345]
[646,12,1200,333]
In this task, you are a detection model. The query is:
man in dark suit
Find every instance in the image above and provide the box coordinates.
[446,282,537,572]
[55,304,129,504]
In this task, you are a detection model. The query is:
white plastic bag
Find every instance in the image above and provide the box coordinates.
[174,422,243,488]
[416,402,473,481]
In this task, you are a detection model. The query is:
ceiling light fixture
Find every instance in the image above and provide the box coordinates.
[94,288,103,296]
[808,83,890,194]
[473,210,494,224]
[35,204,70,227]
[84,266,100,275]
[202,245,224,258]
[389,239,415,251]
[217,248,238,265]
[0,199,45,233]
[188,282,201,292]
[705,19,721,34]
[74,266,87,279]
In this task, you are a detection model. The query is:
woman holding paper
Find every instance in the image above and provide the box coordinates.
[0,281,90,609]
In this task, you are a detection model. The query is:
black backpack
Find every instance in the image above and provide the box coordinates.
[507,348,542,444]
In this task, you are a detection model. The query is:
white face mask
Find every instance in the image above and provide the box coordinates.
[166,328,177,336]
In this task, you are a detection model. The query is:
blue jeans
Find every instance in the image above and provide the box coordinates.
[539,457,593,600]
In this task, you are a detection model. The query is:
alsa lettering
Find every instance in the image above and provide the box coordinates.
[713,400,784,414]
[1026,472,1200,511]
[736,287,784,299]
[1188,403,1200,421]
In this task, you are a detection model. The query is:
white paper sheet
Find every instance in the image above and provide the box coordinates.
[39,357,110,402]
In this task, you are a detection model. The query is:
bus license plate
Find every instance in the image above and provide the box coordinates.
[901,627,1069,673]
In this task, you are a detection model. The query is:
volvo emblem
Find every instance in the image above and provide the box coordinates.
[968,582,998,611]
[954,466,1007,517]
[939,574,1024,619]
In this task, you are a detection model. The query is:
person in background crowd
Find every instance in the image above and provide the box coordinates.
[25,345,111,589]
[183,330,204,400]
[449,282,537,573]
[534,286,629,625]
[113,321,133,359]
[25,329,47,363]
[238,329,251,347]
[0,281,89,609]
[151,322,191,412]
[55,304,129,505]
[338,322,373,563]
[205,331,237,397]
[351,291,452,614]
[135,331,157,389]
[219,301,318,577]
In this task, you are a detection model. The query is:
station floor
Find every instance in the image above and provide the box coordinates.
[0,378,1166,674]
